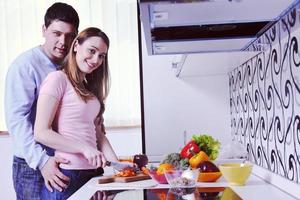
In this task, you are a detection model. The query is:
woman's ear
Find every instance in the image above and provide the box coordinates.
[73,40,78,52]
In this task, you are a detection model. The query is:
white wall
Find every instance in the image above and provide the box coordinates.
[141,39,232,161]
[106,128,142,157]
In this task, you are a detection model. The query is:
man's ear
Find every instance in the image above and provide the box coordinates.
[73,40,78,52]
[42,25,46,37]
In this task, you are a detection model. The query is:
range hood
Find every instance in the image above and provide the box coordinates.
[139,0,298,55]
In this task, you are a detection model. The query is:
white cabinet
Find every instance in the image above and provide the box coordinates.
[139,0,297,54]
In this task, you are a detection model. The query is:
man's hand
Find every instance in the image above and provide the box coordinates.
[40,156,70,192]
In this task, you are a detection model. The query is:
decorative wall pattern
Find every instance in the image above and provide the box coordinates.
[229,4,300,183]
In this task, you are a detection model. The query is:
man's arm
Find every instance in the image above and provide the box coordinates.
[4,61,49,169]
[4,61,69,192]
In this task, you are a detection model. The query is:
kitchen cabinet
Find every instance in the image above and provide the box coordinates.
[139,0,298,54]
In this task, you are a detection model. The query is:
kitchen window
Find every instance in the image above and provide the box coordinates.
[0,0,141,130]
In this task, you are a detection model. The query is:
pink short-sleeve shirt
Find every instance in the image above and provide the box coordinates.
[39,71,100,169]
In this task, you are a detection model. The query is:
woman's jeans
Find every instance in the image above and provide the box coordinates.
[41,167,104,200]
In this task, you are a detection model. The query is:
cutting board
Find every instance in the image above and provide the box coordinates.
[98,173,151,184]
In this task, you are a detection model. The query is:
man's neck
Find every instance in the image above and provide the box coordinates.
[40,45,62,66]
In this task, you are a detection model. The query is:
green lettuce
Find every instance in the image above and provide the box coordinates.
[161,153,189,169]
[192,134,220,160]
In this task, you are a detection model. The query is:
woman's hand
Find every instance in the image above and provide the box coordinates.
[82,146,107,168]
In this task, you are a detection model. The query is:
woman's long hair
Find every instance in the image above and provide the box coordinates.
[61,27,110,115]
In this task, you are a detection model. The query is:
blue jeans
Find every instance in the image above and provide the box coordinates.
[13,156,43,200]
[41,168,104,200]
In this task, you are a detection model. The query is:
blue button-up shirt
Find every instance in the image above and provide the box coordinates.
[5,46,58,170]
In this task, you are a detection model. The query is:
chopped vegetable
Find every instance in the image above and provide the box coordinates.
[115,168,136,177]
[169,177,195,187]
[180,140,200,159]
[141,167,150,175]
[161,153,189,169]
[192,134,220,160]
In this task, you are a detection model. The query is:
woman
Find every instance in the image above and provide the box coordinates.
[34,27,119,199]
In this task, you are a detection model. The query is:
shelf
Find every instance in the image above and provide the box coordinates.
[172,51,258,77]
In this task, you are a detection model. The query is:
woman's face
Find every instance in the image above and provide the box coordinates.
[74,36,108,75]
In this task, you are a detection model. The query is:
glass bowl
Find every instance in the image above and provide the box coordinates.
[148,170,168,184]
[164,169,199,188]
[167,187,198,199]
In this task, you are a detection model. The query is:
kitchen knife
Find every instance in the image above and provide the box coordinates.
[106,161,137,171]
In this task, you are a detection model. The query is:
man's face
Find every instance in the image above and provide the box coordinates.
[42,20,77,64]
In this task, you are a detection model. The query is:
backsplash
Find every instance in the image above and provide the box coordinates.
[229,4,300,183]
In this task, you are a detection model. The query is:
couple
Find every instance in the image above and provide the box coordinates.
[5,2,118,200]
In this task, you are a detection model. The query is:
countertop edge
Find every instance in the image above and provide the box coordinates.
[68,169,298,200]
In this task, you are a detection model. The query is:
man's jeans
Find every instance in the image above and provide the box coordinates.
[13,156,43,200]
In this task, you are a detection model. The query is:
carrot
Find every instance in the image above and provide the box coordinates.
[141,167,150,175]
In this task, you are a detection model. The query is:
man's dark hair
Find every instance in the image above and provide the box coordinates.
[44,2,79,31]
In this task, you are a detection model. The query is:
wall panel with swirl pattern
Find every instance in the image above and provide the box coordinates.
[229,4,300,183]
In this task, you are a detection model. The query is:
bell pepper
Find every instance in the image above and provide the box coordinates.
[189,151,210,169]
[180,140,200,159]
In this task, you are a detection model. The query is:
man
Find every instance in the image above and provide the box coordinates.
[4,3,79,199]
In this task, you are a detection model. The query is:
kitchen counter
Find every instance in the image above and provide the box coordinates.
[68,167,298,200]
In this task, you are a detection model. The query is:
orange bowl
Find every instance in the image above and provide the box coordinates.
[197,172,222,182]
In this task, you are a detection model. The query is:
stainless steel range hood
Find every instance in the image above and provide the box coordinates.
[139,0,298,55]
